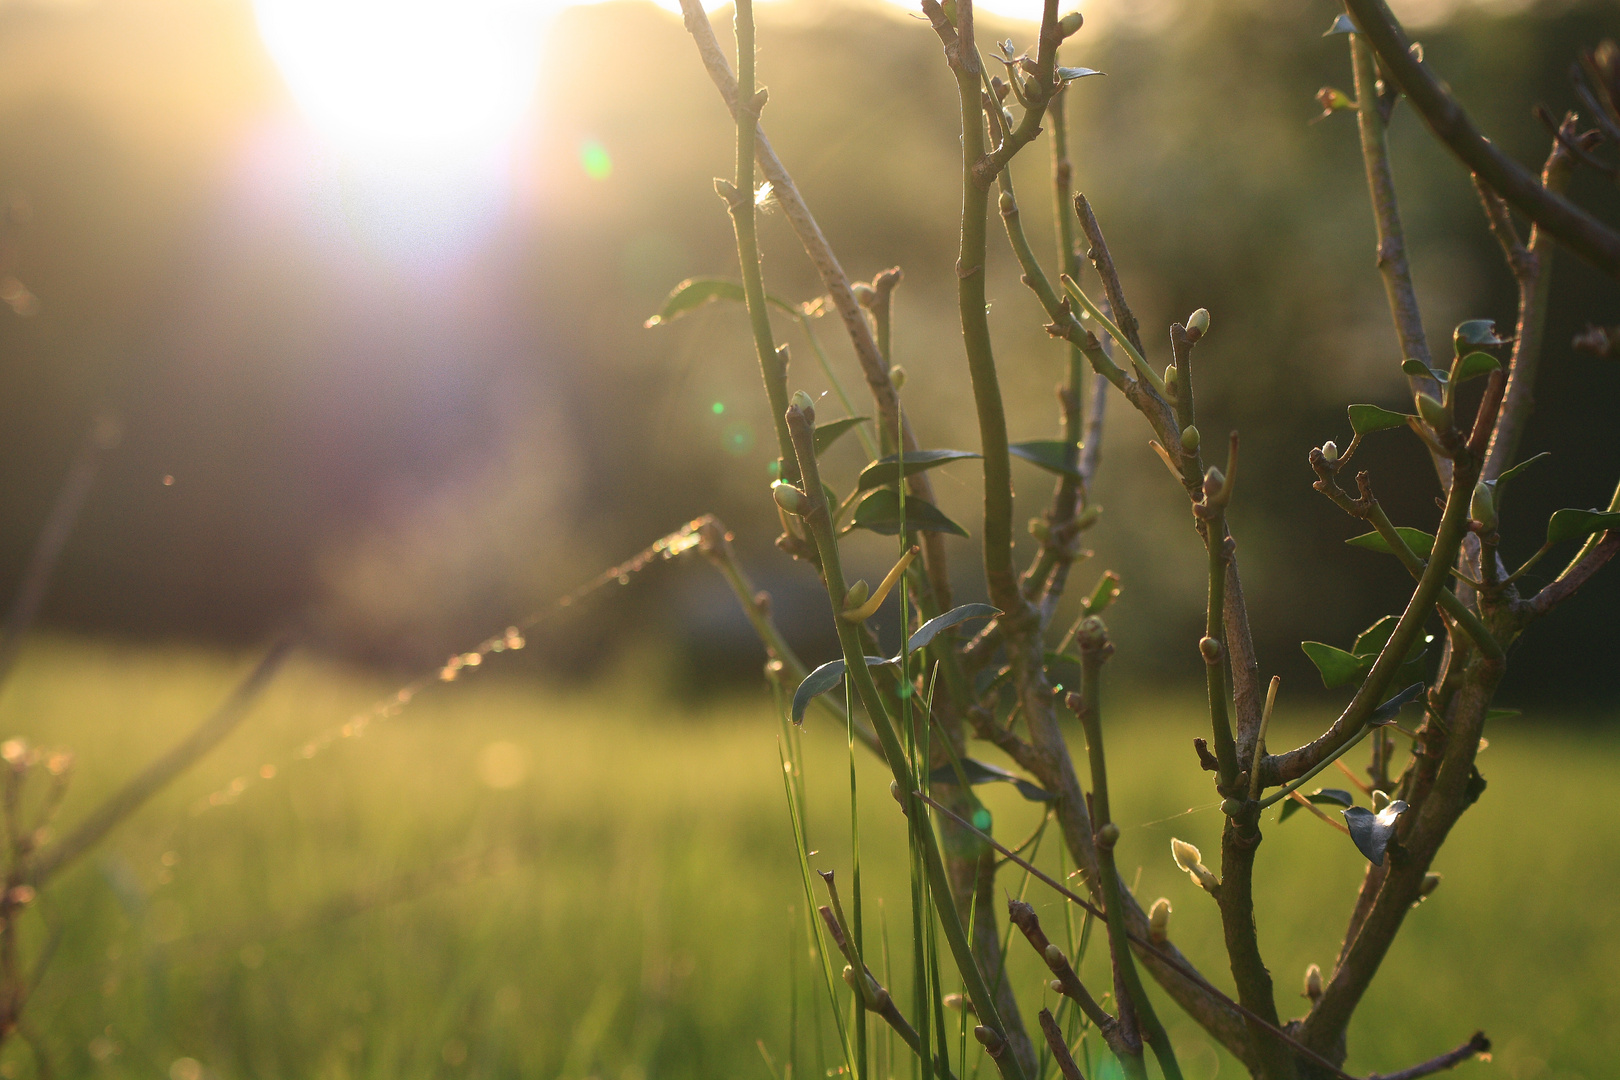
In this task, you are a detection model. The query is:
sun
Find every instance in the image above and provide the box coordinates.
[252,0,553,164]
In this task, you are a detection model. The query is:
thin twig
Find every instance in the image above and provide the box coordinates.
[0,414,120,694]
[917,793,1359,1080]
[1341,0,1620,278]
[28,641,292,886]
[1037,1008,1086,1080]
[1367,1032,1491,1080]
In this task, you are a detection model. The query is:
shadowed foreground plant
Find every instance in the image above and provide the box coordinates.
[641,3,1619,1077]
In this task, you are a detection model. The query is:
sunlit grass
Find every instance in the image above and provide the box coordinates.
[0,638,1612,1079]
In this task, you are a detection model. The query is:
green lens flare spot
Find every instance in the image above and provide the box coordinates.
[897,682,914,698]
[971,808,992,831]
[711,401,725,415]
[767,460,781,479]
[580,140,612,180]
[721,421,755,456]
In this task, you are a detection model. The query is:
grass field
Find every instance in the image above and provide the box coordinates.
[0,638,1611,1080]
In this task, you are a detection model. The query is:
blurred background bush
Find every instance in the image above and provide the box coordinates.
[0,0,1615,705]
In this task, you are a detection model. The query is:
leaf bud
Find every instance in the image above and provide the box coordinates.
[844,580,871,610]
[842,964,857,987]
[1321,440,1339,463]
[1044,943,1065,969]
[973,1026,1005,1054]
[1096,822,1120,847]
[1471,482,1497,532]
[5,884,34,908]
[1049,978,1065,994]
[791,389,817,417]
[1371,789,1391,812]
[851,282,877,307]
[1180,425,1200,453]
[1415,392,1450,431]
[772,481,808,516]
[1221,797,1244,817]
[1148,898,1171,943]
[1203,466,1225,501]
[1058,11,1084,38]
[1163,363,1180,402]
[1420,872,1442,899]
[1029,517,1050,541]
[1304,963,1323,1001]
[998,191,1016,215]
[872,986,890,1011]
[890,779,903,806]
[889,364,907,390]
[1185,307,1211,340]
[1198,635,1222,662]
[1172,837,1220,891]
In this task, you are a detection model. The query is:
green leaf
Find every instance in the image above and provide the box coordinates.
[1008,440,1083,480]
[1453,351,1501,383]
[850,488,970,538]
[1347,404,1413,435]
[1083,571,1121,615]
[814,417,870,457]
[1343,801,1407,865]
[1546,508,1620,546]
[1494,451,1550,487]
[928,758,1057,802]
[1369,682,1426,725]
[1056,66,1102,82]
[1301,642,1372,689]
[643,277,796,327]
[790,656,895,725]
[1486,708,1522,722]
[1351,615,1398,658]
[1453,318,1507,356]
[1346,527,1435,560]
[1401,358,1442,381]
[907,604,1000,654]
[1352,616,1431,666]
[856,449,981,492]
[1279,787,1355,823]
[1323,13,1356,34]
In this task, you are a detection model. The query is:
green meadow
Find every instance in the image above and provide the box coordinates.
[0,638,1612,1080]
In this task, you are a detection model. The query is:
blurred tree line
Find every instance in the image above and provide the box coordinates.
[0,0,1615,705]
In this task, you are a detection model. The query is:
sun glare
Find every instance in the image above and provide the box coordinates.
[253,0,551,164]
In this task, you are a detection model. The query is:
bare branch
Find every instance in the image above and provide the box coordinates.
[1368,1032,1491,1080]
[1341,0,1620,279]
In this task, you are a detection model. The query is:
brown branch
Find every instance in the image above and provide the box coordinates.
[1037,1008,1086,1080]
[1367,1032,1491,1080]
[1524,530,1620,619]
[818,906,962,1080]
[1348,32,1443,420]
[1340,0,1620,279]
[1481,115,1579,482]
[1006,899,1124,1054]
[1301,657,1503,1055]
[919,793,1355,1079]
[1073,196,1146,362]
